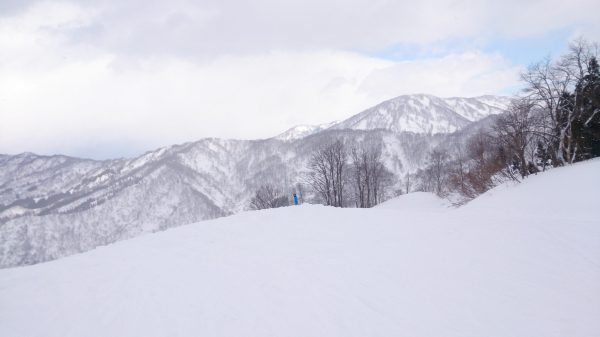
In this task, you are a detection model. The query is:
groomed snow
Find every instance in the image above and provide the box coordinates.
[375,191,451,212]
[1,160,599,337]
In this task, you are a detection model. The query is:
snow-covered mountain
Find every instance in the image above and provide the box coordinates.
[1,159,598,337]
[274,121,338,142]
[330,94,510,134]
[0,94,509,267]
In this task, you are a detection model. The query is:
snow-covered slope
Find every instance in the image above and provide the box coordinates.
[0,130,449,267]
[1,158,598,337]
[331,94,509,134]
[375,191,450,212]
[462,158,599,216]
[444,95,512,121]
[0,94,508,267]
[274,121,337,141]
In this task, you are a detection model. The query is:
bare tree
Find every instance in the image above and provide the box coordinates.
[521,57,571,164]
[448,142,471,198]
[331,141,346,207]
[493,100,540,178]
[431,149,450,196]
[249,184,288,210]
[349,142,394,208]
[350,146,367,207]
[442,131,512,202]
[306,140,347,207]
[521,38,598,165]
[466,132,508,193]
[306,146,331,205]
[368,145,394,206]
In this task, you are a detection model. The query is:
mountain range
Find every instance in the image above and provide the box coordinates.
[0,94,511,267]
[330,94,510,134]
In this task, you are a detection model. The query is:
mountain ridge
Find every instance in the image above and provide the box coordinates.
[329,94,510,134]
[0,93,510,267]
[270,94,510,142]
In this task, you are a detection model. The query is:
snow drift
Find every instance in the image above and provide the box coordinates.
[0,159,598,337]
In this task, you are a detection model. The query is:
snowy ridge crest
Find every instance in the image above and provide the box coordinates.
[330,94,510,134]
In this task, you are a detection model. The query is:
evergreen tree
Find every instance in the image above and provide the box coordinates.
[554,91,576,164]
[573,57,600,160]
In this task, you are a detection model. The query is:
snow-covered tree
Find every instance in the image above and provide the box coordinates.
[521,38,599,165]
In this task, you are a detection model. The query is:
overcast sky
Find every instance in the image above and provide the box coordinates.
[1,0,599,159]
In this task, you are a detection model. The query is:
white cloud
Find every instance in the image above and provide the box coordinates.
[20,0,596,55]
[358,52,523,100]
[0,48,521,158]
[1,0,597,158]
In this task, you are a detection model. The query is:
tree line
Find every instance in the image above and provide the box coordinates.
[306,139,394,208]
[250,139,395,210]
[413,38,599,202]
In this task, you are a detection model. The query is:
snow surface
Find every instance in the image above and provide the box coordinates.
[375,191,451,212]
[0,160,599,337]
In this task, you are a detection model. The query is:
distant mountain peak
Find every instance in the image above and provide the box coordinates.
[0,92,514,268]
[329,94,511,134]
[270,94,511,141]
[273,121,337,142]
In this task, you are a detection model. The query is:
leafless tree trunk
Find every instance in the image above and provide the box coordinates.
[448,142,473,198]
[429,149,449,196]
[350,142,393,208]
[493,100,540,178]
[350,146,367,207]
[368,145,385,206]
[306,140,347,207]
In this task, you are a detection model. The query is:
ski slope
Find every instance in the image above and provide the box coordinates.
[1,160,599,337]
[375,191,451,212]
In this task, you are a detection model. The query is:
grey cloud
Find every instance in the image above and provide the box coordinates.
[0,0,597,160]
[0,0,38,16]
[11,0,600,59]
